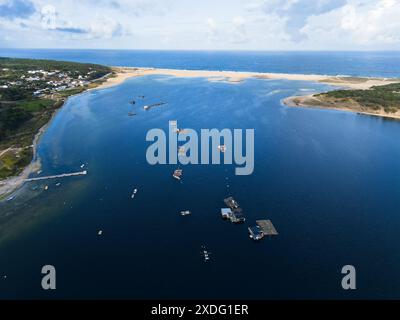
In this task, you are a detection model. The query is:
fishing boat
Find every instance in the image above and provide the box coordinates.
[218,145,227,153]
[131,188,138,198]
[201,245,211,262]
[173,169,183,180]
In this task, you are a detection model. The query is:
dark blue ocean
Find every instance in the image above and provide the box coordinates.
[1,49,400,78]
[0,50,400,299]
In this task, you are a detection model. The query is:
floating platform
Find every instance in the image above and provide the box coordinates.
[230,208,246,223]
[221,208,232,219]
[220,206,245,224]
[248,220,278,241]
[248,226,264,241]
[257,220,278,236]
[224,197,240,210]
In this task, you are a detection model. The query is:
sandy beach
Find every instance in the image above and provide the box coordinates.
[98,67,400,90]
[0,109,49,199]
[98,67,400,120]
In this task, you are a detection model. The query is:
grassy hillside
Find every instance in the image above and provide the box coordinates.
[0,58,112,179]
[317,83,400,114]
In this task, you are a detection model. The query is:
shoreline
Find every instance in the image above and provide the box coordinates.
[97,67,400,119]
[97,67,400,90]
[282,95,400,120]
[0,100,65,199]
[0,76,113,199]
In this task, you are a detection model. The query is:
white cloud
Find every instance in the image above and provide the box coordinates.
[0,0,399,50]
[206,18,219,43]
[230,16,248,44]
[339,1,400,45]
[301,0,400,49]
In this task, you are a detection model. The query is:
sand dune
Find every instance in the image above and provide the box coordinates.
[99,67,400,90]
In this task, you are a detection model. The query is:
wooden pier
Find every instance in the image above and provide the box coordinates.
[224,197,240,210]
[25,170,87,182]
[256,220,278,236]
[248,220,278,241]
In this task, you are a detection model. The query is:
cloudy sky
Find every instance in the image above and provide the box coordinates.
[0,0,399,50]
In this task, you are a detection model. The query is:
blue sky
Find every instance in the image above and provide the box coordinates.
[0,0,399,50]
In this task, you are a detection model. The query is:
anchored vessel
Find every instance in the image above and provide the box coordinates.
[224,197,240,210]
[201,245,211,262]
[222,197,246,223]
[173,169,183,180]
[218,145,227,153]
[131,188,138,199]
[178,146,186,156]
[143,102,167,111]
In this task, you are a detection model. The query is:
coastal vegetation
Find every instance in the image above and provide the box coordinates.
[0,58,112,179]
[316,83,400,114]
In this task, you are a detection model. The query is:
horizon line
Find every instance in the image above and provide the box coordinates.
[1,48,400,53]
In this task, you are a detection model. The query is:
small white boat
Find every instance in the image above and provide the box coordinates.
[201,245,211,262]
[44,186,49,190]
[80,164,85,169]
[98,230,103,236]
[218,145,227,153]
[173,169,183,180]
[56,183,61,187]
[180,210,191,216]
[131,188,138,199]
